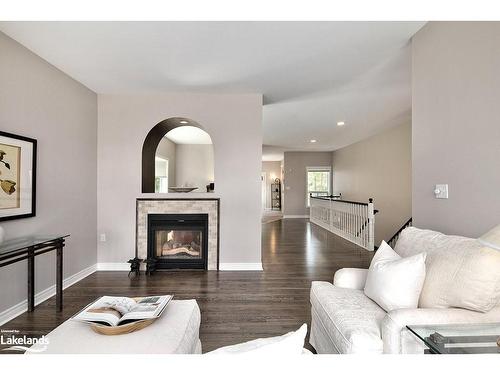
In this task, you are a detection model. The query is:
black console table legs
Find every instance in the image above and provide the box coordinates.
[27,246,35,312]
[56,244,63,311]
[1,237,69,313]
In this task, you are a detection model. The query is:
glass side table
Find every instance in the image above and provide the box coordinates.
[407,323,500,354]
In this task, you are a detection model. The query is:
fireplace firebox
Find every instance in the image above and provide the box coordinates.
[147,213,208,270]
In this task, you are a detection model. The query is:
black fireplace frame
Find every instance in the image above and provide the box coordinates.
[147,213,209,270]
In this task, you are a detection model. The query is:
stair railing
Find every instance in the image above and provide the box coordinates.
[309,195,377,251]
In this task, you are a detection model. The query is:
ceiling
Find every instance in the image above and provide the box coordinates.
[0,21,425,160]
[166,126,212,145]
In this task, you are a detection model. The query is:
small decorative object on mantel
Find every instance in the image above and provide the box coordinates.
[169,187,198,193]
[206,182,215,192]
[127,257,142,277]
[0,225,4,244]
[0,131,37,221]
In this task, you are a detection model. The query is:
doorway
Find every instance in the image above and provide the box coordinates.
[261,172,267,210]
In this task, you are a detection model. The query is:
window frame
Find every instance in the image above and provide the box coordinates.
[306,166,332,207]
[154,156,169,193]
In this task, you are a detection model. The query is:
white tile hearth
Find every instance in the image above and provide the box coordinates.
[136,199,219,270]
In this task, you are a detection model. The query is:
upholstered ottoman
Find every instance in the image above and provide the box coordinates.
[30,299,201,354]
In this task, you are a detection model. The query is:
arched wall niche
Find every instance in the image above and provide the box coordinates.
[142,117,213,193]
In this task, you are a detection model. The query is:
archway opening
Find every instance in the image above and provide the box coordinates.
[142,117,214,193]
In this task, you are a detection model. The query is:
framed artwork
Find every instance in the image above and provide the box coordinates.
[0,131,37,221]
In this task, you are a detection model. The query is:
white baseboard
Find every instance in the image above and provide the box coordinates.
[283,215,310,219]
[0,264,97,326]
[219,263,263,271]
[96,263,130,271]
[97,262,264,271]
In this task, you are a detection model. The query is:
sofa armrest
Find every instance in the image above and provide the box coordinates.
[381,306,500,354]
[333,268,368,290]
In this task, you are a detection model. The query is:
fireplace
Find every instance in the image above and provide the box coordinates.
[147,213,209,270]
[136,199,219,270]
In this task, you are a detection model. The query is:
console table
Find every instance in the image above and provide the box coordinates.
[0,235,69,312]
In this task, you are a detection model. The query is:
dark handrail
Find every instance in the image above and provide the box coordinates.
[310,194,371,206]
[386,218,413,249]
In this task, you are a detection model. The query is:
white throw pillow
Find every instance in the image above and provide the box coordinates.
[207,324,307,354]
[364,241,426,312]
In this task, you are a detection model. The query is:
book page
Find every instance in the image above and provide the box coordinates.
[72,296,127,326]
[102,296,138,315]
[119,295,172,323]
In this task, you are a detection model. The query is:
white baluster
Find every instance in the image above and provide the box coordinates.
[368,198,375,251]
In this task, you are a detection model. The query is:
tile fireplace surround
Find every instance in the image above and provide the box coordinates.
[136,198,219,270]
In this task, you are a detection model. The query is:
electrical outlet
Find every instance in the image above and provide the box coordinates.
[100,233,107,242]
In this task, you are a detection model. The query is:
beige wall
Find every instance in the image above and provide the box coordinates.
[332,123,412,244]
[261,161,282,209]
[0,32,97,316]
[97,93,262,266]
[412,22,500,237]
[175,144,214,190]
[283,152,333,216]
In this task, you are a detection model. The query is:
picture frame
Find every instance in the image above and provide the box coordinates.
[0,131,37,221]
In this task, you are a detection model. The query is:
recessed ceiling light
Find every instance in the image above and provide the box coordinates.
[179,120,189,124]
[310,139,317,143]
[337,121,345,126]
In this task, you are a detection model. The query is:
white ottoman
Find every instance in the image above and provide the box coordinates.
[30,299,201,354]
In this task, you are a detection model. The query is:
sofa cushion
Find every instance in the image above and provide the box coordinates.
[310,281,386,353]
[208,324,307,354]
[393,227,488,309]
[446,246,500,312]
[364,241,426,312]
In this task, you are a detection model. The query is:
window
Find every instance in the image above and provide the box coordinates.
[155,157,169,193]
[306,166,331,206]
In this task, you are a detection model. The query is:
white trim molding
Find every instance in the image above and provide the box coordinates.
[96,263,130,271]
[283,215,310,219]
[0,264,96,326]
[219,263,263,271]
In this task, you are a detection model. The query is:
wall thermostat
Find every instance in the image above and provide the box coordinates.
[434,184,449,199]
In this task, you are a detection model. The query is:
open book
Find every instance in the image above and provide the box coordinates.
[72,295,173,326]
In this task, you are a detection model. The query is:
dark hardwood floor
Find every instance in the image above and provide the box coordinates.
[0,218,373,353]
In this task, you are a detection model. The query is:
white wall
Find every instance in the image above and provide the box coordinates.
[175,144,214,190]
[332,123,412,244]
[412,22,500,237]
[97,93,262,265]
[0,32,97,315]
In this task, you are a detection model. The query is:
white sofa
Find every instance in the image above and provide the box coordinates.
[309,227,500,354]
